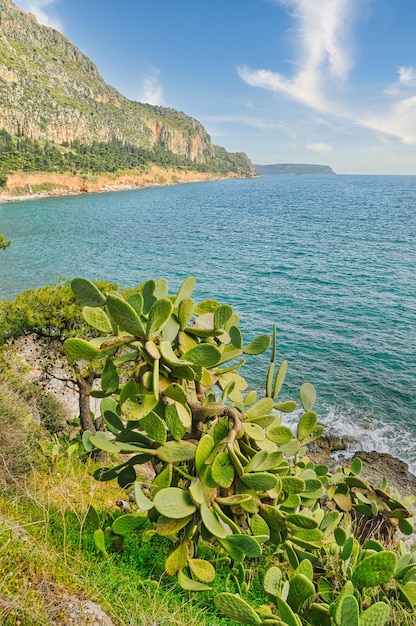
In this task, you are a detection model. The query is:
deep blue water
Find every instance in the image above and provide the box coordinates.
[1,175,415,471]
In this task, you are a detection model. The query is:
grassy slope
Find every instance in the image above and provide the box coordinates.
[0,350,245,626]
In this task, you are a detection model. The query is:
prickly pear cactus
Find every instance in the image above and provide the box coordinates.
[67,276,328,591]
[65,276,416,625]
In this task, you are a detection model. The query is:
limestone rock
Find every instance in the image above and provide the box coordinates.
[0,0,256,175]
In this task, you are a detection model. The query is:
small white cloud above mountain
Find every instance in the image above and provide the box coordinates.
[138,70,165,106]
[17,0,64,32]
[307,142,332,153]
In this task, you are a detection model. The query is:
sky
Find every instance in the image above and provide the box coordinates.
[14,0,416,174]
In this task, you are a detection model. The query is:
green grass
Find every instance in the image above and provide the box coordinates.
[0,353,242,625]
[0,450,247,625]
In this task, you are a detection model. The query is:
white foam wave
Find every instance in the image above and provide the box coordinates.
[281,404,416,476]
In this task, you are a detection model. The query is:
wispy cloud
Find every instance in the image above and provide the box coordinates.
[238,0,416,145]
[307,142,332,153]
[238,0,360,113]
[204,114,286,131]
[17,0,63,32]
[138,69,165,106]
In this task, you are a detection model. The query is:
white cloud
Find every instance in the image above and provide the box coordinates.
[307,142,332,152]
[238,0,360,113]
[385,65,416,95]
[17,0,64,32]
[238,0,416,146]
[399,66,416,86]
[363,96,416,145]
[138,70,164,106]
[203,114,287,131]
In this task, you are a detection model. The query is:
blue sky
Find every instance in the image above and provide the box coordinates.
[15,0,416,174]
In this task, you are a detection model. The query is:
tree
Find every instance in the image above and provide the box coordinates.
[0,281,117,434]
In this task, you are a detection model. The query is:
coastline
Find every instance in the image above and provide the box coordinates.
[0,166,249,203]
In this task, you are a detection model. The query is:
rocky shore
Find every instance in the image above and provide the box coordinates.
[309,432,416,499]
[0,166,245,203]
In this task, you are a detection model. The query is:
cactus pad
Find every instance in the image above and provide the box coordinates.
[352,551,397,588]
[281,476,306,494]
[242,472,279,491]
[63,337,101,360]
[297,411,318,442]
[264,566,282,597]
[71,277,106,306]
[267,425,293,444]
[111,513,147,536]
[300,382,316,411]
[340,595,359,626]
[82,306,113,333]
[165,543,188,576]
[156,514,192,536]
[182,343,221,367]
[214,593,262,625]
[358,602,390,626]
[212,450,235,488]
[105,293,145,337]
[287,573,315,610]
[155,440,196,463]
[222,533,263,558]
[153,487,196,519]
[146,298,173,339]
[243,334,271,355]
[188,558,215,583]
[200,503,228,538]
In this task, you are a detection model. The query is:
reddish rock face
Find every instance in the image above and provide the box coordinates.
[0,0,255,176]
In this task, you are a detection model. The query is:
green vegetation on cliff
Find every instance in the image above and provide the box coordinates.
[0,128,252,176]
[0,0,256,178]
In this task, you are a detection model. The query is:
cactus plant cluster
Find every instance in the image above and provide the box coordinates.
[64,276,416,625]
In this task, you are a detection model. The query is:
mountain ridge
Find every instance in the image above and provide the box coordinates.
[0,0,255,176]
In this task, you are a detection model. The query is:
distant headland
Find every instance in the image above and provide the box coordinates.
[255,163,336,175]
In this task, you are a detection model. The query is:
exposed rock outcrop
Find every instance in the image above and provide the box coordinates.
[0,0,256,175]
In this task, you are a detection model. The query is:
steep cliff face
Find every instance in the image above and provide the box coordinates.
[0,0,256,175]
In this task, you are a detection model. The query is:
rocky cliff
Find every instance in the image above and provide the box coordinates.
[0,0,255,175]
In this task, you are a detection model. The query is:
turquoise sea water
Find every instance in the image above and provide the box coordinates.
[1,175,415,471]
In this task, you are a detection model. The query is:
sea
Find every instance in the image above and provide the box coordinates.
[1,174,415,473]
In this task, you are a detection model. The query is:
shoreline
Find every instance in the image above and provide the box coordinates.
[0,166,250,203]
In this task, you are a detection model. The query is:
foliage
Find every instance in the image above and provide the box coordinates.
[64,275,416,625]
[0,233,11,250]
[0,128,250,176]
[0,280,118,345]
[0,280,120,436]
